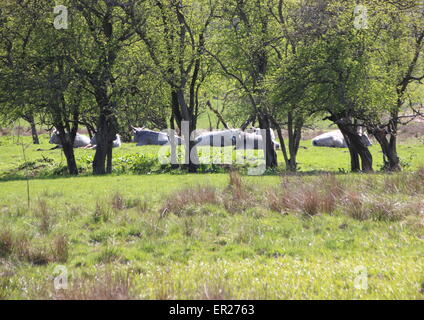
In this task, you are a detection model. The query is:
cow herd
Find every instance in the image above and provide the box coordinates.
[48,127,371,150]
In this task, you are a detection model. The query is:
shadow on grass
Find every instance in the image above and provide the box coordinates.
[0,167,389,183]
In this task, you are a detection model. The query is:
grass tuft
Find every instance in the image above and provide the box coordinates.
[34,199,53,234]
[342,192,368,221]
[52,234,69,263]
[93,201,112,223]
[111,192,126,211]
[0,230,13,257]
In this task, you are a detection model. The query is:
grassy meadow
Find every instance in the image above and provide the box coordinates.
[0,132,423,300]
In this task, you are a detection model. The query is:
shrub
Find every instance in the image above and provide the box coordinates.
[267,176,340,216]
[409,167,424,194]
[26,246,51,266]
[135,199,150,214]
[115,154,158,174]
[266,189,294,214]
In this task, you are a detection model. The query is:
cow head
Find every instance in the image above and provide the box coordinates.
[49,129,61,145]
[131,126,146,135]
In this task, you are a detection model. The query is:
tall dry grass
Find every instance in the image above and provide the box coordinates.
[266,174,344,216]
[34,199,54,234]
[54,272,135,300]
[0,229,69,265]
[161,185,220,216]
[159,170,424,223]
[0,230,13,257]
[223,171,256,214]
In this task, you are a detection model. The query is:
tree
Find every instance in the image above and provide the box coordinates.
[124,0,217,172]
[67,0,136,174]
[275,0,391,172]
[266,0,311,171]
[363,1,424,171]
[0,0,43,145]
[0,0,87,174]
[209,0,279,169]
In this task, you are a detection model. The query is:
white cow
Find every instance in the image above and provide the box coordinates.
[194,128,280,150]
[249,128,280,150]
[250,127,276,140]
[312,130,372,148]
[194,129,240,147]
[236,131,281,150]
[86,134,122,149]
[49,130,91,148]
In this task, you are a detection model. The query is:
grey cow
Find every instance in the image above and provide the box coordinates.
[49,130,91,148]
[132,127,183,146]
[86,134,122,149]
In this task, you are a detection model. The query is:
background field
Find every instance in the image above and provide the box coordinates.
[1,132,424,178]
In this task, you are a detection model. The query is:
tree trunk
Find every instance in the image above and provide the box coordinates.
[171,90,182,130]
[348,146,361,172]
[373,129,401,172]
[62,142,78,175]
[93,146,107,175]
[23,113,39,145]
[259,115,278,169]
[272,115,302,172]
[56,126,78,175]
[286,113,303,172]
[92,86,118,175]
[106,143,113,174]
[169,114,179,169]
[93,127,116,175]
[275,125,290,169]
[93,116,117,175]
[338,124,373,172]
[29,119,39,145]
[358,147,373,172]
[177,90,198,173]
[187,139,199,173]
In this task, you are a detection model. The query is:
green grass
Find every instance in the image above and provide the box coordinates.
[0,134,423,299]
[1,134,423,179]
[296,139,424,172]
[1,173,424,299]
